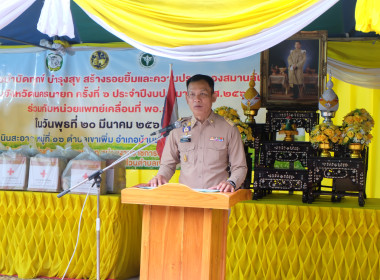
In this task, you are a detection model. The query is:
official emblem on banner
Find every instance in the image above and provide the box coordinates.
[46,53,63,71]
[90,50,109,70]
[139,53,156,68]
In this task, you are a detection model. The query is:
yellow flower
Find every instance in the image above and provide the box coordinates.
[324,128,334,137]
[331,136,339,143]
[353,115,362,123]
[230,109,238,116]
[344,116,354,124]
[347,131,355,138]
[356,133,363,140]
[316,135,327,142]
[218,109,226,116]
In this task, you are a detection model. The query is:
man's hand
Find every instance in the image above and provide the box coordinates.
[148,175,168,187]
[209,180,235,193]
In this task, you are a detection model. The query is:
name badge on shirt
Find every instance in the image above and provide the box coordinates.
[180,135,191,142]
[210,136,224,142]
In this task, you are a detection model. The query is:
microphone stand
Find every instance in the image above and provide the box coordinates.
[57,133,166,280]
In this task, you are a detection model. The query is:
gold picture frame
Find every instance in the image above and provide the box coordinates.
[261,31,327,109]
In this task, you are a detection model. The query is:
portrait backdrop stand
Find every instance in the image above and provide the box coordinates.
[122,184,251,280]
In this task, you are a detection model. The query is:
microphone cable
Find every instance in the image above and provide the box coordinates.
[60,136,148,279]
[61,184,92,280]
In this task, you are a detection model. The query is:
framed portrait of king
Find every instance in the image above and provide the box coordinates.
[261,31,327,110]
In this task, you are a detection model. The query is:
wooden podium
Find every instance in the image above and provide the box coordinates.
[121,183,251,280]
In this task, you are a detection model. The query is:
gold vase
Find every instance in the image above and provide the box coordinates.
[279,129,298,142]
[243,109,258,124]
[319,143,331,157]
[348,143,364,158]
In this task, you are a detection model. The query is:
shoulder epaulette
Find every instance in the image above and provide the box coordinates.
[181,116,192,121]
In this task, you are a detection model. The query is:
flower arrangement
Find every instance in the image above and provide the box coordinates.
[214,106,254,142]
[341,108,374,146]
[310,123,343,148]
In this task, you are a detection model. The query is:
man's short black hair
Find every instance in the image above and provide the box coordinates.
[186,74,214,93]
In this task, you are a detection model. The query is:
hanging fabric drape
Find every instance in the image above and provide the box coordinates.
[328,41,380,68]
[0,0,340,61]
[331,78,380,199]
[73,0,338,61]
[327,58,380,89]
[37,0,75,38]
[355,0,380,34]
[327,41,380,89]
[0,0,35,30]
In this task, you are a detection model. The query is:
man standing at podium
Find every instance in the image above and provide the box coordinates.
[149,74,247,192]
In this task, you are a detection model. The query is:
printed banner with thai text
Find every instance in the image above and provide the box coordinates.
[0,45,260,168]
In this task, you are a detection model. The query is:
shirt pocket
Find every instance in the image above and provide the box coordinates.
[178,143,196,165]
[206,140,228,162]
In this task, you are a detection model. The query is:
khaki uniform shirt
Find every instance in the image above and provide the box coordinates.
[157,112,248,189]
[288,49,306,85]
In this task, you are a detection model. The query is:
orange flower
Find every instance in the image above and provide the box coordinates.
[353,115,362,123]
[344,116,354,124]
[316,135,328,142]
[324,128,334,137]
[331,136,339,143]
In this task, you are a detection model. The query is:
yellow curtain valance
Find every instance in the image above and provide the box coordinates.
[328,41,380,68]
[73,0,321,48]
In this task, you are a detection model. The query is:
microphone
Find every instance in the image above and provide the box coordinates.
[150,120,183,136]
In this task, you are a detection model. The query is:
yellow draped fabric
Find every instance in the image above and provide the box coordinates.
[73,0,320,47]
[328,41,380,68]
[226,195,380,279]
[0,191,142,280]
[355,0,380,34]
[326,41,379,198]
[331,78,380,198]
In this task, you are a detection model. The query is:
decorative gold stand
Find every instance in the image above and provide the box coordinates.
[348,143,364,158]
[319,143,331,157]
[279,129,298,142]
[244,109,259,124]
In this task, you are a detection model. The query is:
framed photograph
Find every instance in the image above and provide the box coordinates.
[260,31,327,109]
